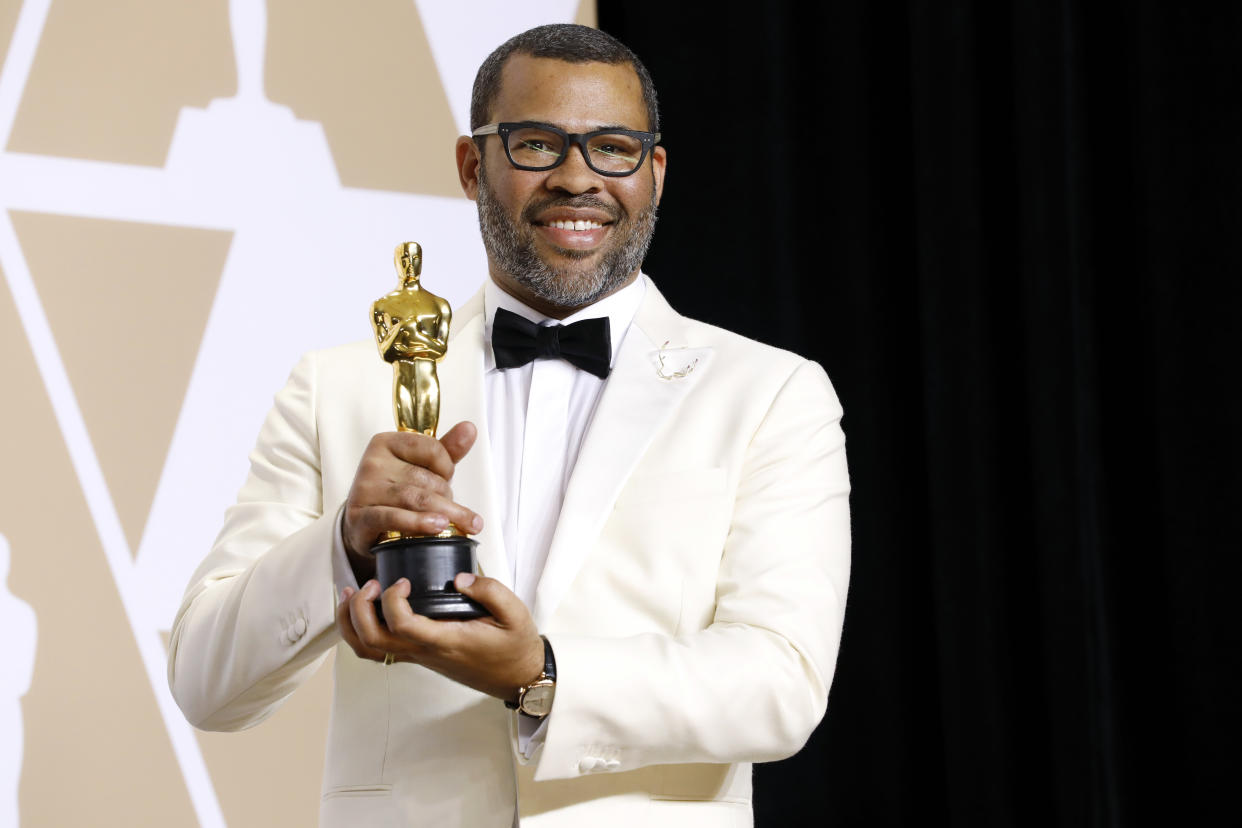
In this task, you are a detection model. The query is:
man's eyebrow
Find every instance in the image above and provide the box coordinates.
[523,119,643,133]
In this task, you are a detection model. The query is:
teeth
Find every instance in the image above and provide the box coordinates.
[548,219,602,230]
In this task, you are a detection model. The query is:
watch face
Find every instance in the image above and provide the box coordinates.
[520,681,555,717]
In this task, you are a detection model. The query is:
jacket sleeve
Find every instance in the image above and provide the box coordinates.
[167,353,341,731]
[533,360,851,779]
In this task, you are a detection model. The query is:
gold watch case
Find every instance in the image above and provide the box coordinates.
[518,677,556,718]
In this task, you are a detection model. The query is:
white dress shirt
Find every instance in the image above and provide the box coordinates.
[482,276,644,608]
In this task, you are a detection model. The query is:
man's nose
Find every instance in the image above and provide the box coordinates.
[543,143,602,194]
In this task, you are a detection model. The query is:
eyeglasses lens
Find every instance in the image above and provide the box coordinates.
[506,126,644,174]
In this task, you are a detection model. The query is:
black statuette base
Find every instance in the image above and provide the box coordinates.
[372,535,489,621]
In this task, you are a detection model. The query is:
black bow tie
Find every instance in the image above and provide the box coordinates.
[491,307,612,378]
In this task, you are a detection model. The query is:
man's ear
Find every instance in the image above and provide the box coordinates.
[456,136,481,201]
[651,145,667,206]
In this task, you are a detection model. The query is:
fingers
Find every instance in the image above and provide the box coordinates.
[385,463,452,502]
[343,579,448,658]
[376,479,481,533]
[348,500,480,550]
[340,579,451,662]
[382,425,476,482]
[336,586,388,663]
[343,426,484,555]
[340,577,543,701]
[449,574,544,694]
[349,580,396,648]
[452,573,529,629]
[440,421,478,467]
[345,580,435,661]
[379,579,442,642]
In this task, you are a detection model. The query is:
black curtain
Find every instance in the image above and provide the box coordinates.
[599,3,1241,825]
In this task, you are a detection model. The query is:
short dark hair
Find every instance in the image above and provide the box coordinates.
[470,24,660,134]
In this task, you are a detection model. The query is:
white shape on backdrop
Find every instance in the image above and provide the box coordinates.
[414,0,583,135]
[0,535,37,828]
[0,1,582,825]
[138,0,488,629]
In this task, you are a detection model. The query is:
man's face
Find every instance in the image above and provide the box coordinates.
[457,55,666,317]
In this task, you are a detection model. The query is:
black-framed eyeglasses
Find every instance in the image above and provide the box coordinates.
[472,121,661,177]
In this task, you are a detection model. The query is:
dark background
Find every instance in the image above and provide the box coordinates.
[600,3,1241,826]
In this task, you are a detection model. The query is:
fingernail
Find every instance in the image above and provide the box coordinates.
[456,572,476,588]
[363,580,379,597]
[471,515,483,532]
[396,578,410,589]
[341,587,355,600]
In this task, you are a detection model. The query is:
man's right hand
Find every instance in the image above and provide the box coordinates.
[342,421,483,574]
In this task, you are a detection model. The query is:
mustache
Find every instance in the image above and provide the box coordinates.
[521,194,621,224]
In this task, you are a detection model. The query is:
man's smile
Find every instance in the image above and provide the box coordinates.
[544,219,604,230]
[531,206,616,250]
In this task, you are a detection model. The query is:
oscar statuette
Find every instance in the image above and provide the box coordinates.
[369,242,488,619]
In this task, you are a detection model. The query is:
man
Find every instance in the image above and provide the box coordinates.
[169,23,850,828]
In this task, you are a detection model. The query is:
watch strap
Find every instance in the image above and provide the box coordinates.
[505,636,554,710]
[540,634,556,681]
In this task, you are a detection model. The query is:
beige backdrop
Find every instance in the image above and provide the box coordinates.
[0,1,596,825]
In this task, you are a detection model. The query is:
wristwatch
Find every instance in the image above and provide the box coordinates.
[505,636,556,719]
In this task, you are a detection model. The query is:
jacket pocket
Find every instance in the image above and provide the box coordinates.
[322,784,393,799]
[650,762,751,805]
[646,797,753,828]
[320,785,399,828]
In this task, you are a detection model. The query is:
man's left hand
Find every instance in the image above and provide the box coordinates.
[337,573,544,703]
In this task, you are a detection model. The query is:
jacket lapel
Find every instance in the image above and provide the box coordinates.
[531,280,713,627]
[436,287,511,590]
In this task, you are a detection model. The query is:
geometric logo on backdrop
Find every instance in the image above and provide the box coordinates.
[1,5,20,81]
[10,211,232,554]
[8,0,235,166]
[266,0,463,197]
[0,259,197,826]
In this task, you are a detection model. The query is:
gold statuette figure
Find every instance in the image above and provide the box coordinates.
[368,242,484,618]
[371,242,451,437]
[371,242,460,542]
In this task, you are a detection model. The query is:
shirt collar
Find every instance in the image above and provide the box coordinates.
[483,275,646,372]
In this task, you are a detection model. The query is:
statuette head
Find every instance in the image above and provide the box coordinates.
[395,242,423,285]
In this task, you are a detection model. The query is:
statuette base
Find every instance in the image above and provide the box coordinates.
[373,535,489,620]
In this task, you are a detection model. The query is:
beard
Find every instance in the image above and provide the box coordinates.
[475,164,658,310]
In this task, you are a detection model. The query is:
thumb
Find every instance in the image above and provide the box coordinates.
[440,421,478,467]
[454,573,525,626]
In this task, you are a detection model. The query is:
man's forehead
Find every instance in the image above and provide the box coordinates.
[491,54,647,130]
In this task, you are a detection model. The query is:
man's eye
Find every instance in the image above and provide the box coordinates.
[592,144,638,162]
[519,139,559,157]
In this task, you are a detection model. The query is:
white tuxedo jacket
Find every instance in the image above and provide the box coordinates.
[169,278,850,827]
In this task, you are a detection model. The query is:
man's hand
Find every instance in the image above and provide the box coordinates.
[342,422,483,576]
[336,574,545,702]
